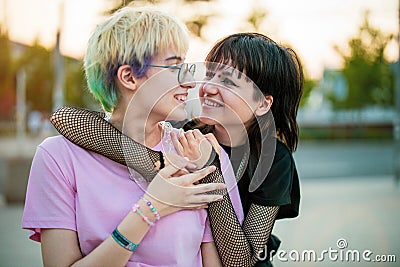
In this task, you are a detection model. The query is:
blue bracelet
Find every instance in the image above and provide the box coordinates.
[111,228,138,252]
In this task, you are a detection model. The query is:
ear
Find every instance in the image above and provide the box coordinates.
[255,95,273,116]
[116,65,138,91]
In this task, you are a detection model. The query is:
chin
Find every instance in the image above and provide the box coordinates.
[199,115,218,126]
[165,109,187,121]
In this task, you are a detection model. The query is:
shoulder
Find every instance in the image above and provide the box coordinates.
[273,140,293,164]
[36,135,112,168]
[38,135,88,157]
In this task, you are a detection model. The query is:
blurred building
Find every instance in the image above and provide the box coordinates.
[298,68,395,138]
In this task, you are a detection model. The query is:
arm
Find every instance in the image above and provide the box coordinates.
[35,159,224,266]
[173,132,281,266]
[201,158,280,266]
[41,205,150,267]
[50,106,215,181]
[50,106,160,182]
[201,242,223,267]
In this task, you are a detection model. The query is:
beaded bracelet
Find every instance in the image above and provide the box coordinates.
[132,203,155,227]
[142,196,161,222]
[111,228,138,252]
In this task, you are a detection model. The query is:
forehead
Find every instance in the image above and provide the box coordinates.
[207,62,250,82]
[154,48,185,62]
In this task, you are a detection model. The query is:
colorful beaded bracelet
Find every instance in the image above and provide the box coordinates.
[142,196,160,222]
[132,203,155,227]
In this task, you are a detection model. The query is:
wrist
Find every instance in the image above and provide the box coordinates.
[143,193,177,218]
[131,197,160,227]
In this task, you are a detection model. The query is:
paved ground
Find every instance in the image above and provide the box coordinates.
[272,175,400,267]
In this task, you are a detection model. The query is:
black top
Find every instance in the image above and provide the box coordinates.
[221,140,300,265]
[221,140,300,220]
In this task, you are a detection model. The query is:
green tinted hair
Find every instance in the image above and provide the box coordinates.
[84,6,189,112]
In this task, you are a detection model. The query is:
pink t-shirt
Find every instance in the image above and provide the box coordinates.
[22,135,244,266]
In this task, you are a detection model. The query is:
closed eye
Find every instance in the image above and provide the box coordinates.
[222,78,237,87]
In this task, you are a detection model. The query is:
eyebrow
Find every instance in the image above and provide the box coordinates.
[164,56,183,62]
[222,69,239,77]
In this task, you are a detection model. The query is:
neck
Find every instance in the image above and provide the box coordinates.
[213,124,248,148]
[109,105,163,148]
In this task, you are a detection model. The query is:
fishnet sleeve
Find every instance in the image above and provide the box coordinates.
[50,106,161,182]
[202,159,280,266]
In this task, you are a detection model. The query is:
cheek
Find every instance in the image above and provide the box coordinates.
[230,97,256,122]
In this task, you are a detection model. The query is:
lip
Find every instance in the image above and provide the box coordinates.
[202,97,224,108]
[174,93,188,104]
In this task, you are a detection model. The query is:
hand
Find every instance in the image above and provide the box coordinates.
[162,152,198,173]
[171,129,213,169]
[204,133,221,156]
[144,162,226,217]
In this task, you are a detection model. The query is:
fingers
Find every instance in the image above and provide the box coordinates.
[188,194,224,206]
[178,128,189,148]
[184,130,196,143]
[192,182,226,195]
[157,163,183,178]
[171,168,190,177]
[182,165,217,185]
[170,132,184,156]
[192,129,206,141]
[157,159,195,178]
[163,153,197,170]
[204,133,221,155]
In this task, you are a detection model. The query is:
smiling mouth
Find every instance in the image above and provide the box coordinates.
[174,94,187,103]
[203,98,223,108]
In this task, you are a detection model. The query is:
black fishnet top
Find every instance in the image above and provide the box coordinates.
[50,106,279,267]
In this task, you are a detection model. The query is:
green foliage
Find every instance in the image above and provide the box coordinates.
[0,31,95,120]
[0,29,14,119]
[300,78,317,108]
[333,11,395,109]
[107,0,214,38]
[64,58,97,108]
[246,8,267,31]
[17,42,54,112]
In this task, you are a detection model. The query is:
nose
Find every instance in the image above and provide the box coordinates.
[180,74,196,89]
[200,80,219,96]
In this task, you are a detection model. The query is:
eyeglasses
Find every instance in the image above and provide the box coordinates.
[147,63,196,83]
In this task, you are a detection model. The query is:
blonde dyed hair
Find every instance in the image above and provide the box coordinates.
[84,6,189,112]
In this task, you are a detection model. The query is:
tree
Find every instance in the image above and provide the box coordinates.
[107,0,214,38]
[14,41,54,112]
[0,26,15,120]
[64,58,97,109]
[333,11,395,109]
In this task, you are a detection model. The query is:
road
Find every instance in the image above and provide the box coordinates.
[294,140,395,179]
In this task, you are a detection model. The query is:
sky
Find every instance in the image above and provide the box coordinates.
[0,0,398,79]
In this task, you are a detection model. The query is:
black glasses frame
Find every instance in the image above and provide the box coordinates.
[147,63,196,83]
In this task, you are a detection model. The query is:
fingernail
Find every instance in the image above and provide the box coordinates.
[209,165,216,171]
[187,162,197,169]
[217,196,224,201]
